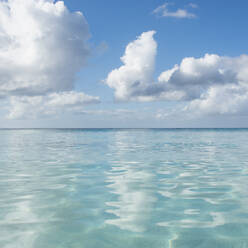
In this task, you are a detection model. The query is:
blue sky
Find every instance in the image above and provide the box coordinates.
[70,0,248,99]
[0,0,248,128]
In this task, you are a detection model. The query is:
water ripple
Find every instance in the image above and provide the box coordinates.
[0,129,248,247]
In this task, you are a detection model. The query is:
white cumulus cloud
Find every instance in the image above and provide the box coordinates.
[0,0,100,119]
[105,31,248,117]
[0,0,90,95]
[185,84,248,116]
[105,31,157,102]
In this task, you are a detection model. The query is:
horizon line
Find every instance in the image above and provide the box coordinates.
[1,128,248,130]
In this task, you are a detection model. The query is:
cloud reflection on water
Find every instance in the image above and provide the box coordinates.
[105,131,157,233]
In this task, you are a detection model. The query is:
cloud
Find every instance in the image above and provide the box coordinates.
[155,83,248,120]
[105,31,248,116]
[0,0,91,96]
[159,54,248,116]
[7,91,100,119]
[157,53,246,101]
[74,109,144,121]
[105,31,157,102]
[0,0,100,119]
[153,3,196,19]
[188,3,198,9]
[185,84,248,117]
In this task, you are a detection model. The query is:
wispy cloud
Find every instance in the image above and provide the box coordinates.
[153,2,196,19]
[6,92,100,120]
[188,3,198,9]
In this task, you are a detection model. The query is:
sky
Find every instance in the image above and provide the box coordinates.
[0,0,248,128]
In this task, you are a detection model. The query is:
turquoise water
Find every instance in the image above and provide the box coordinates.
[1,129,248,248]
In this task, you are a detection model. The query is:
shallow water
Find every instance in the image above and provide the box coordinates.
[0,129,248,248]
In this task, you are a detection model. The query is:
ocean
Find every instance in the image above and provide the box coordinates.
[0,129,248,248]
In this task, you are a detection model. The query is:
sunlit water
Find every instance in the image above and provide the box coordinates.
[1,129,248,248]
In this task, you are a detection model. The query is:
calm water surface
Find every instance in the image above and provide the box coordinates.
[0,129,248,248]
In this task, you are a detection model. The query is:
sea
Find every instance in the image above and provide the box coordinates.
[0,129,248,248]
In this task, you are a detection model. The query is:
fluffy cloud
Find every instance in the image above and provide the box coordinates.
[153,3,196,19]
[161,54,248,116]
[0,0,91,96]
[185,84,248,116]
[0,0,99,119]
[105,31,157,102]
[158,54,248,101]
[7,92,100,119]
[106,31,248,116]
